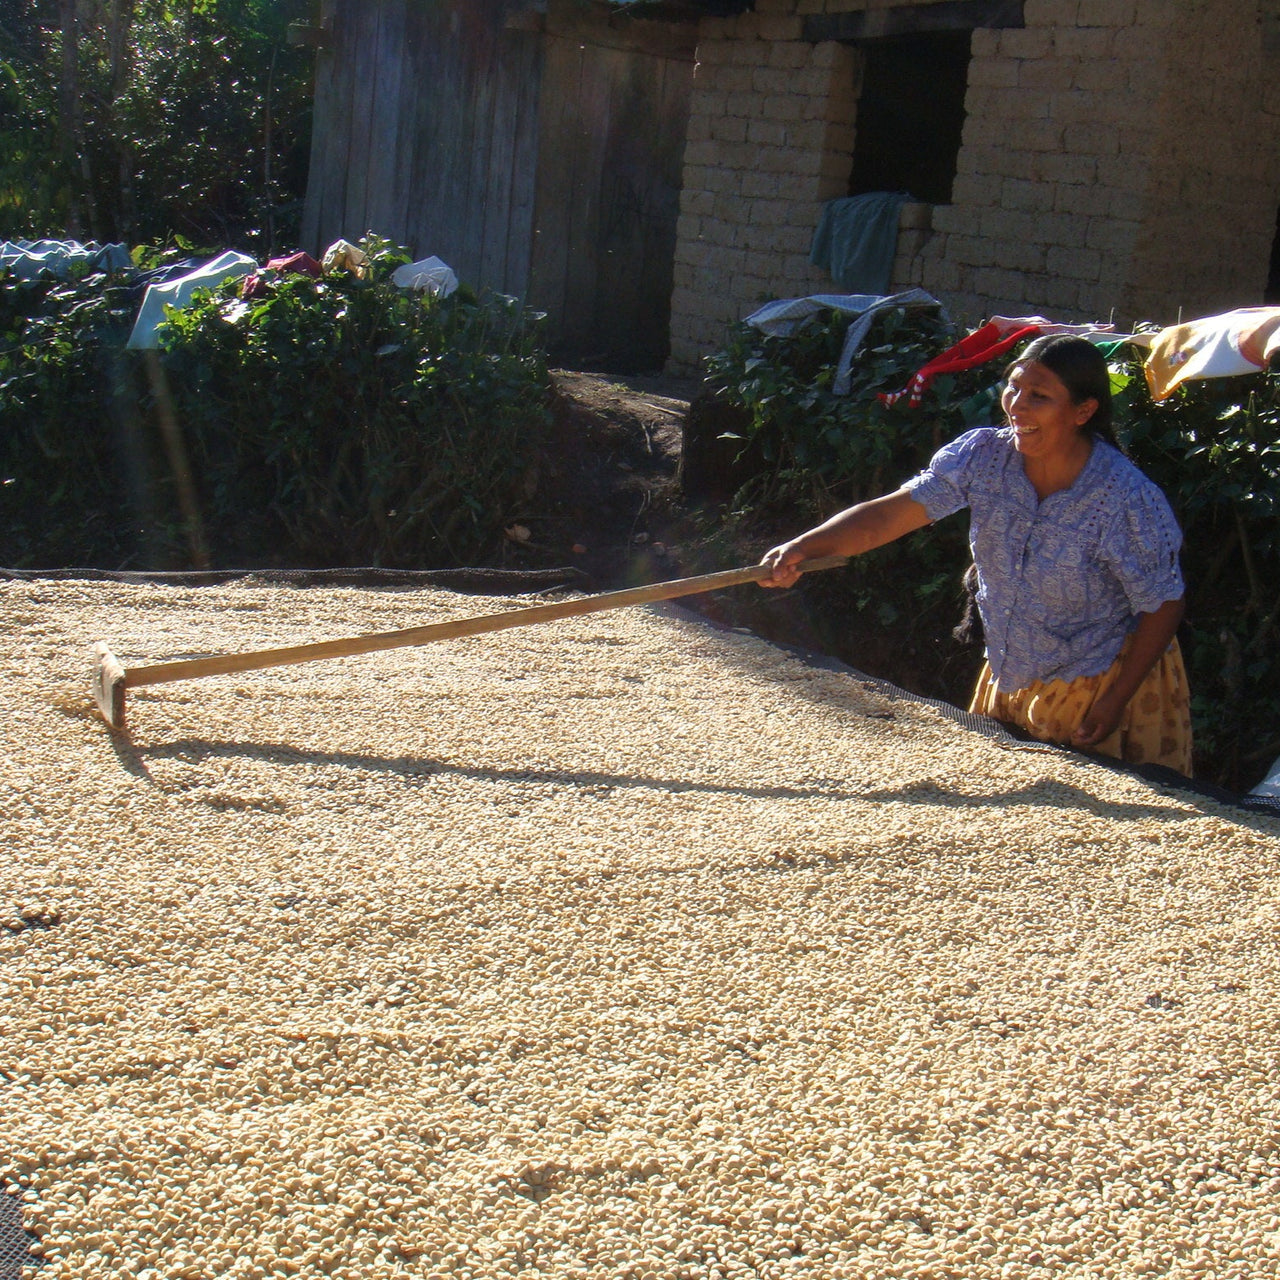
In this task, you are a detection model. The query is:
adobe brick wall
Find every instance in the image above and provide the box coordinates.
[670,18,860,360]
[1122,0,1280,319]
[667,0,1280,373]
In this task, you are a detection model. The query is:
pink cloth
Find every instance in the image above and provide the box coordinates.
[241,252,324,299]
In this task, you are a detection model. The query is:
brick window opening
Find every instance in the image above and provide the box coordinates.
[1266,205,1280,304]
[848,30,971,206]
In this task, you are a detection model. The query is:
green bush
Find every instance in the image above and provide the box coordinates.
[0,236,554,570]
[1109,353,1280,787]
[156,237,552,567]
[704,305,999,511]
[0,1,314,254]
[0,266,145,565]
[702,306,1280,792]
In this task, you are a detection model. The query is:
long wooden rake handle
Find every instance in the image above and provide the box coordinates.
[91,554,848,728]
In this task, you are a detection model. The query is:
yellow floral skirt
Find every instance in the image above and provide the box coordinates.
[969,637,1193,776]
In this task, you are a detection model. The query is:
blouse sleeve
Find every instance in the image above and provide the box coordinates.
[1097,484,1185,614]
[902,427,991,522]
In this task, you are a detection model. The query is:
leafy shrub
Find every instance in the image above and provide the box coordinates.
[1110,353,1280,787]
[701,307,1280,791]
[0,236,554,570]
[704,305,997,510]
[156,237,552,567]
[0,266,145,566]
[0,0,313,254]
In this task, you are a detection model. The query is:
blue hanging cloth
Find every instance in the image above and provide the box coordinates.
[809,192,911,295]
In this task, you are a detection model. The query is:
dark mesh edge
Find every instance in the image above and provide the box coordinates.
[0,565,592,594]
[3,567,593,1276]
[658,601,1280,819]
[0,582,1274,1274]
[0,1191,40,1276]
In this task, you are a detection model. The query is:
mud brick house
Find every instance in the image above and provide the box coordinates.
[300,0,1280,372]
[666,0,1280,370]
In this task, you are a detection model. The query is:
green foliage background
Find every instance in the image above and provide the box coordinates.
[0,237,554,571]
[702,307,1280,792]
[0,0,314,255]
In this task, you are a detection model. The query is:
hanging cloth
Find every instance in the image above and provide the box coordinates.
[809,192,911,295]
[879,320,1041,409]
[126,251,257,349]
[1144,307,1280,400]
[880,317,1143,409]
[744,288,946,395]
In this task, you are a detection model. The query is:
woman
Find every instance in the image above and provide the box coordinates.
[760,334,1193,775]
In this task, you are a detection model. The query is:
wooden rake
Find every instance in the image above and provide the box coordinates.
[91,554,848,729]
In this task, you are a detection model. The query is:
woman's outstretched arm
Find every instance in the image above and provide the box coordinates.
[759,488,933,588]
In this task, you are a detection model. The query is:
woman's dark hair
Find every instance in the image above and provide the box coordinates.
[1006,333,1118,445]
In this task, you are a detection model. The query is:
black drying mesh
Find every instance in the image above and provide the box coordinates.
[0,565,590,594]
[0,564,589,1276]
[0,570,1275,1278]
[5,562,1275,815]
[4,561,1276,814]
[0,1192,40,1277]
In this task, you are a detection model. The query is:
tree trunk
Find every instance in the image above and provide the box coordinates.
[58,0,100,239]
[109,0,138,239]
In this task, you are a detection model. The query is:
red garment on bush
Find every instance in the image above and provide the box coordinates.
[241,252,324,299]
[265,252,322,277]
[880,321,1041,408]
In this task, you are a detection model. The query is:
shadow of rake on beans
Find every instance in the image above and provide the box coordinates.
[91,713,1232,828]
[106,733,872,806]
[104,734,1230,827]
[857,775,1249,828]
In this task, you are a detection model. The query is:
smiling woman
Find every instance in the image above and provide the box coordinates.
[1001,356,1103,494]
[759,335,1193,775]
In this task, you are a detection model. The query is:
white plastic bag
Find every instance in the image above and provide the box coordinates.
[392,256,458,297]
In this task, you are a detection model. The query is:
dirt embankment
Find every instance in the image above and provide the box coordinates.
[542,371,978,710]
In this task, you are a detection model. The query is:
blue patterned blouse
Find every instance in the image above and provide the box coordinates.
[905,426,1184,692]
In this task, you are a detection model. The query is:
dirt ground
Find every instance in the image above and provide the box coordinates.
[536,369,707,589]
[542,369,1026,771]
[541,368,909,674]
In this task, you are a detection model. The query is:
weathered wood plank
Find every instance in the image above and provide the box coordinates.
[564,43,618,355]
[528,15,694,363]
[501,28,543,298]
[401,3,441,259]
[403,1,460,263]
[460,13,500,287]
[301,0,350,253]
[363,0,408,243]
[527,32,583,344]
[480,28,534,294]
[645,46,694,358]
[592,45,691,368]
[303,0,693,361]
[341,0,382,243]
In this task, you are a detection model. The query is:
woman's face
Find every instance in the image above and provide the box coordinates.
[1001,360,1098,461]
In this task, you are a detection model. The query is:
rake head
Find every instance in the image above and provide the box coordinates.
[92,643,127,730]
